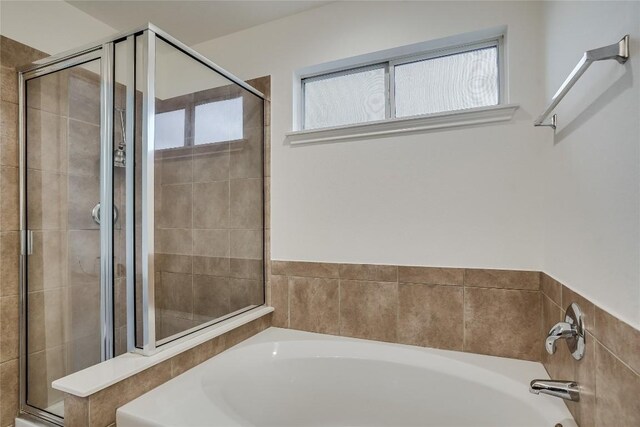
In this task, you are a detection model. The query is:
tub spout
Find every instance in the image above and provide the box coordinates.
[529,379,580,402]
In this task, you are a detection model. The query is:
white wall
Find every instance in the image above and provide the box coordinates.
[193,1,547,269]
[0,0,116,56]
[542,1,640,327]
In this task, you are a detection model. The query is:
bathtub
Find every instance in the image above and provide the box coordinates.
[117,328,577,427]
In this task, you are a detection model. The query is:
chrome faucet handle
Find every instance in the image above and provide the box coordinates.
[545,322,576,354]
[545,302,586,360]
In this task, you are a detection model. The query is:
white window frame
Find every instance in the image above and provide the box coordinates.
[290,27,518,144]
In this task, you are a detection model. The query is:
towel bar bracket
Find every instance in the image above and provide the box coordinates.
[587,35,629,64]
[534,114,557,130]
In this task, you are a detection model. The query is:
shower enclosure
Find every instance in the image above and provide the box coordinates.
[18,24,266,425]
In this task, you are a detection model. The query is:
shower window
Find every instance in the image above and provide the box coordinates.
[300,36,503,130]
[194,98,243,144]
[152,98,245,150]
[155,109,186,149]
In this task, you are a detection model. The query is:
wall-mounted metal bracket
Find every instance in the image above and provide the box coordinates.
[534,113,557,130]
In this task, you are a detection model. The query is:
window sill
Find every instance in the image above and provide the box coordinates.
[286,104,519,145]
[51,306,274,397]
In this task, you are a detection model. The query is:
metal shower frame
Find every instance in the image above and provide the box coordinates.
[17,23,266,425]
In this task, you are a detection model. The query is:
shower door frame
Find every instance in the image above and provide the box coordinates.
[17,23,267,424]
[18,43,115,425]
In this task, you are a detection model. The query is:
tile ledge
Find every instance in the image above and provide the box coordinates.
[285,104,519,145]
[52,306,274,397]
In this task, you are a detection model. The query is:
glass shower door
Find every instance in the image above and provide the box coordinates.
[23,54,109,421]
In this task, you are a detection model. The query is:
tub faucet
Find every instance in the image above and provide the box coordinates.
[530,379,580,402]
[545,321,577,354]
[545,302,586,360]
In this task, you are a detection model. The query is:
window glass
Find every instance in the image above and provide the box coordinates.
[155,109,185,149]
[303,65,386,130]
[394,47,498,117]
[194,97,243,145]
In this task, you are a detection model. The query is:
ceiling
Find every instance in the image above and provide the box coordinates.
[66,0,332,45]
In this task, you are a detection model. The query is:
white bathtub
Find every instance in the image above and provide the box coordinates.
[117,328,576,427]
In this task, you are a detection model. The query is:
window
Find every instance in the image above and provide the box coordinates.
[194,97,243,144]
[303,65,386,130]
[155,97,244,151]
[300,39,502,131]
[394,47,498,117]
[155,109,186,149]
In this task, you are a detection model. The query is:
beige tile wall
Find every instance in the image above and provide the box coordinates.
[0,35,47,427]
[541,274,640,426]
[268,261,542,361]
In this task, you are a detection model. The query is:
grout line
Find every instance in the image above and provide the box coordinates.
[286,275,291,328]
[338,278,342,336]
[87,394,92,426]
[395,275,399,342]
[462,268,466,351]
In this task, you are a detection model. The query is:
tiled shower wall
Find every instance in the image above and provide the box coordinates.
[0,36,47,427]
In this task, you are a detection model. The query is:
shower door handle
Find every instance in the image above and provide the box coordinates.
[92,203,119,225]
